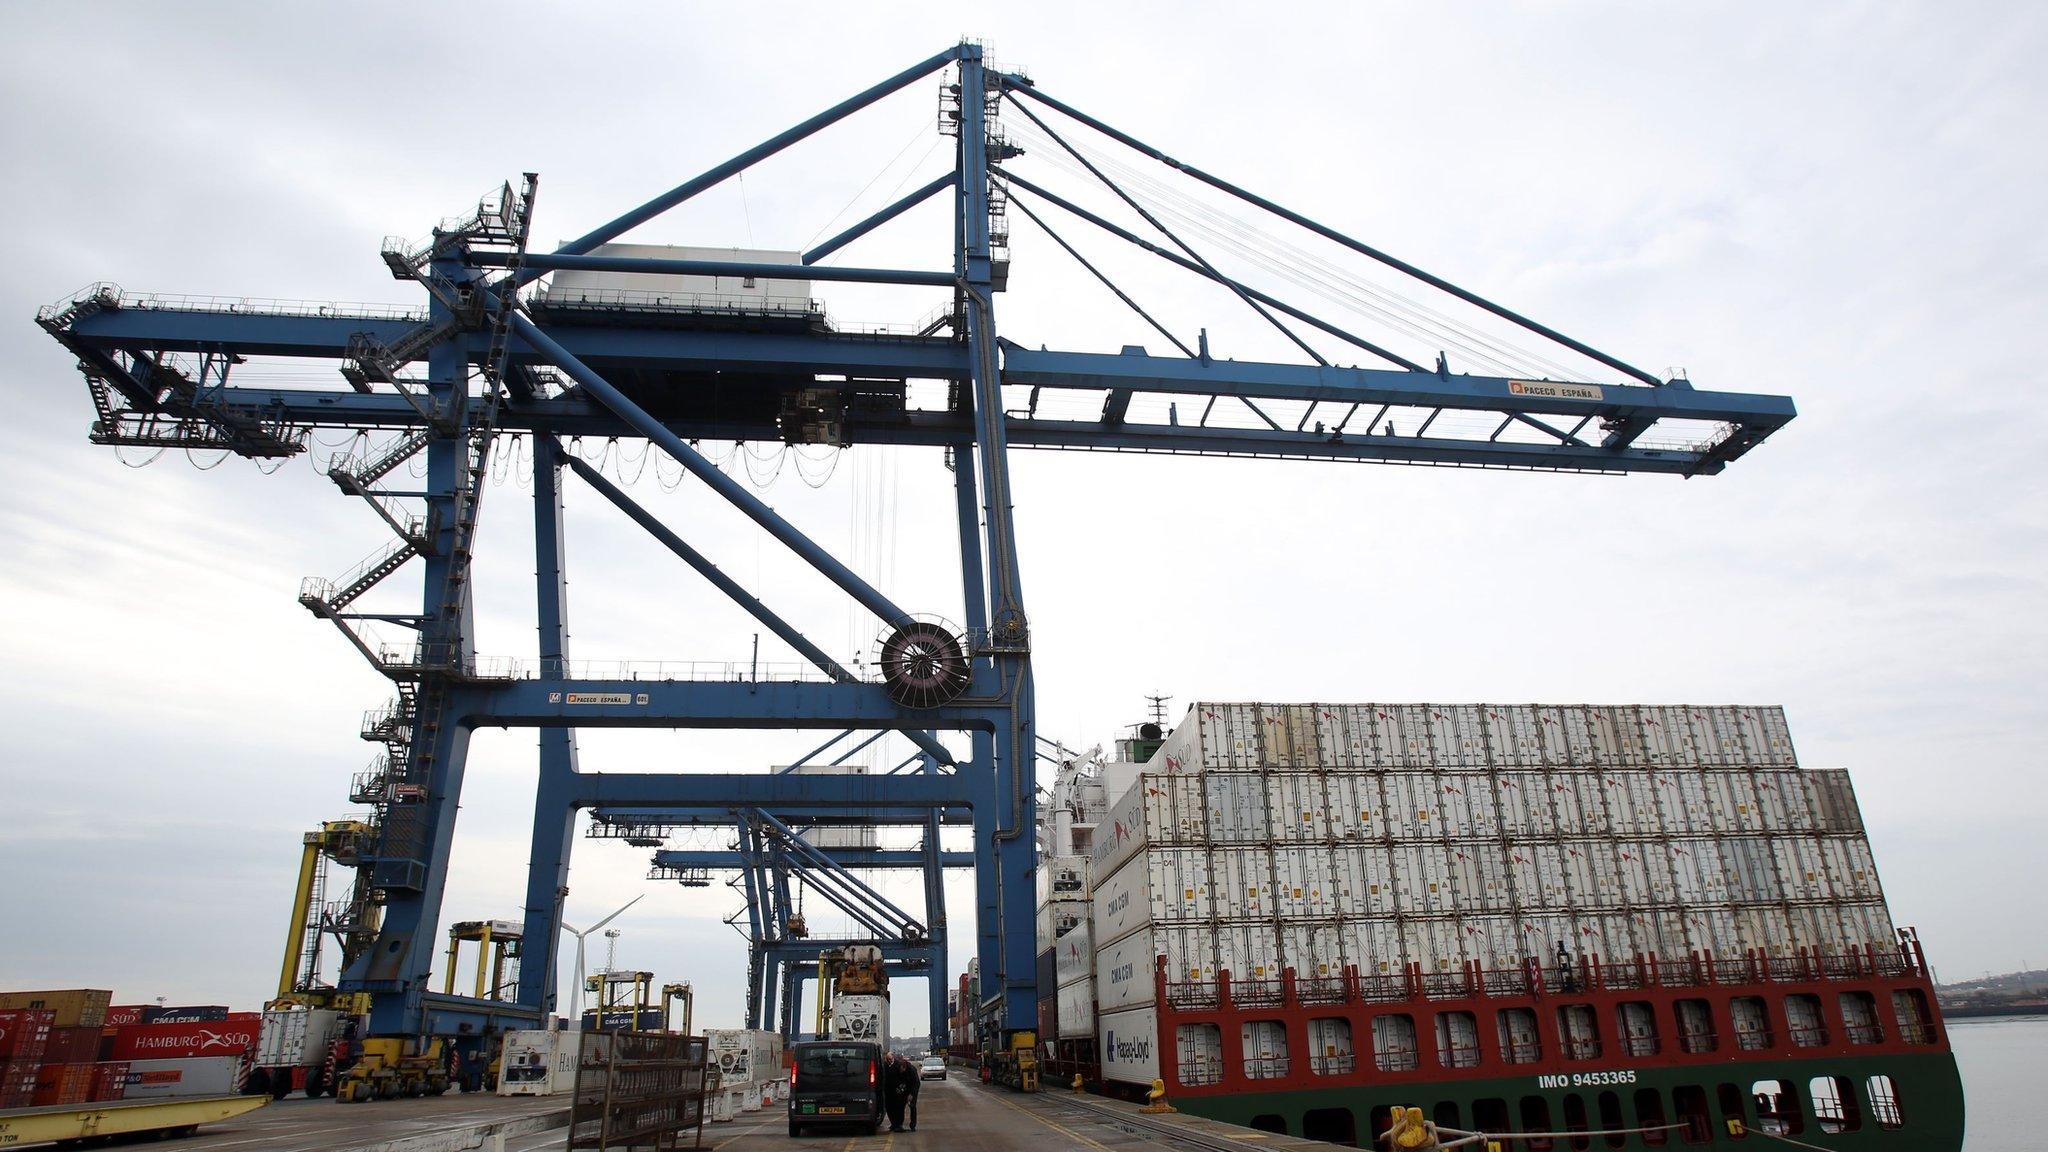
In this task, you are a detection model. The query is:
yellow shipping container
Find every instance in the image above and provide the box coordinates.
[0,989,112,1028]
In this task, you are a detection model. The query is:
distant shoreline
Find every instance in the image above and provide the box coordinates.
[1942,1005,2048,1021]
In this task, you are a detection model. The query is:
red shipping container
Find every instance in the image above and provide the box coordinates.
[31,1062,94,1107]
[0,1009,55,1062]
[90,1061,130,1102]
[106,1016,260,1061]
[44,1026,101,1065]
[2,1057,40,1108]
[104,1005,149,1028]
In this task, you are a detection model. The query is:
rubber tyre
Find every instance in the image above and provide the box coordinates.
[788,1122,801,1137]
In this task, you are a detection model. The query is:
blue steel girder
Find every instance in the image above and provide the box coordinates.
[590,806,973,827]
[654,848,974,869]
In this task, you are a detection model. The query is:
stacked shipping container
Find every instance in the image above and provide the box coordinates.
[1,992,255,1110]
[1091,703,1896,1040]
[1037,855,1095,1043]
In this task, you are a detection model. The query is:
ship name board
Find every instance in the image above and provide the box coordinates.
[1537,1070,1637,1089]
[1508,380,1605,401]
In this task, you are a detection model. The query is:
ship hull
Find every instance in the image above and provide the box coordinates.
[1168,1050,1963,1149]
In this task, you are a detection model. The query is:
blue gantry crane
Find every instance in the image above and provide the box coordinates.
[34,41,1794,1074]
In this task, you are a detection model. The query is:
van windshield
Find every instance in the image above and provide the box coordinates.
[796,1046,871,1090]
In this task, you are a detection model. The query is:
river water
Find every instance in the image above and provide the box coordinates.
[1953,1015,2048,1150]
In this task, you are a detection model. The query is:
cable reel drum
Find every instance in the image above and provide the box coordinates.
[876,617,971,708]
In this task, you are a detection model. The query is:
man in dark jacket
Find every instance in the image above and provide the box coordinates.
[884,1054,912,1131]
[899,1054,921,1131]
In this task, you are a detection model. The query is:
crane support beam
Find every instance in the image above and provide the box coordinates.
[591,806,973,826]
[568,770,971,810]
[653,848,974,868]
[804,172,958,265]
[487,252,955,288]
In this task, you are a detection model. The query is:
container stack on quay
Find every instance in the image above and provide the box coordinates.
[1037,856,1096,1045]
[1082,702,1899,1085]
[0,989,257,1110]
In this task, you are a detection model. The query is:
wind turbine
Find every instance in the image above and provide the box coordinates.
[561,895,642,1025]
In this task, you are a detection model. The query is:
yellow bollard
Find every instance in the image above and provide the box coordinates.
[1139,1078,1177,1114]
[1072,1073,1085,1094]
[1388,1106,1437,1150]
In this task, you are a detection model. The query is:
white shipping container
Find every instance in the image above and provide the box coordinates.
[1505,843,1568,908]
[498,1029,579,1096]
[1756,707,1798,767]
[1807,769,1866,833]
[1786,905,1847,955]
[1273,849,1334,920]
[1630,909,1691,963]
[1096,927,1163,1011]
[1701,771,1762,832]
[1346,918,1407,975]
[1382,773,1440,840]
[1461,914,1523,971]
[1215,922,1285,981]
[1436,776,1501,838]
[1667,840,1732,904]
[1357,706,1401,769]
[831,995,888,1043]
[1092,848,1211,944]
[1056,920,1095,984]
[1267,773,1331,842]
[1204,774,1269,842]
[120,1057,241,1100]
[1494,773,1557,838]
[1590,706,1646,767]
[1316,705,1368,770]
[1090,778,1151,879]
[1212,846,1275,916]
[1560,841,1621,909]
[1574,912,1639,963]
[1210,703,1264,770]
[1550,773,1608,836]
[1431,705,1490,770]
[1755,769,1817,832]
[705,1029,781,1087]
[1393,705,1435,768]
[1559,706,1599,766]
[1260,703,1323,768]
[1325,773,1387,840]
[1613,840,1676,907]
[1682,906,1742,958]
[1098,1006,1162,1085]
[256,1008,341,1069]
[1056,977,1096,1037]
[1044,855,1092,899]
[1447,843,1512,912]
[1734,905,1794,957]
[1393,842,1453,913]
[1640,706,1693,766]
[1279,920,1351,979]
[1401,916,1467,974]
[1719,837,1781,903]
[1602,771,1664,836]
[1823,838,1883,901]
[1340,844,1399,917]
[1517,913,1577,964]
[1486,705,1544,768]
[1772,837,1829,902]
[1838,902,1897,951]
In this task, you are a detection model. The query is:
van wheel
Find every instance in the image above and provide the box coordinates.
[787,1121,801,1137]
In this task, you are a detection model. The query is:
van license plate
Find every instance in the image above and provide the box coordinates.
[820,1106,845,1115]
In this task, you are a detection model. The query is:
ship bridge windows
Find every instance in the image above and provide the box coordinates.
[1751,1079,1803,1136]
[1672,1085,1713,1143]
[1839,990,1882,1044]
[1307,1017,1354,1075]
[1866,1073,1903,1129]
[1176,1022,1223,1086]
[1809,1076,1861,1134]
[1675,998,1718,1053]
[1557,1003,1603,1060]
[1240,1020,1290,1080]
[1371,1013,1420,1072]
[1890,988,1936,1044]
[1729,996,1774,1050]
[1617,1001,1661,1057]
[1498,1006,1542,1063]
[1783,994,1828,1047]
[1435,1010,1481,1068]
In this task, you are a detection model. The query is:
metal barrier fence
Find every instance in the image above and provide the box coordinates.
[570,1031,710,1150]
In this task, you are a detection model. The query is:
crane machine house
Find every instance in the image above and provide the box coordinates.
[1029,703,1905,1087]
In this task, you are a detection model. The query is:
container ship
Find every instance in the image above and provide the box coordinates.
[1013,702,1962,1150]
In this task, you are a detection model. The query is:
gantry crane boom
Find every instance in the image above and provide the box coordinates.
[33,43,1794,1052]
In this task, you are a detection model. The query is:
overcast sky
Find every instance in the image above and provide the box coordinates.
[2,3,2044,1036]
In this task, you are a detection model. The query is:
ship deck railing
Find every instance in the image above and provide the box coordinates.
[1157,940,1932,1015]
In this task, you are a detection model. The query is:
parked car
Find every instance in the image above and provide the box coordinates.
[788,1040,882,1137]
[919,1055,946,1081]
